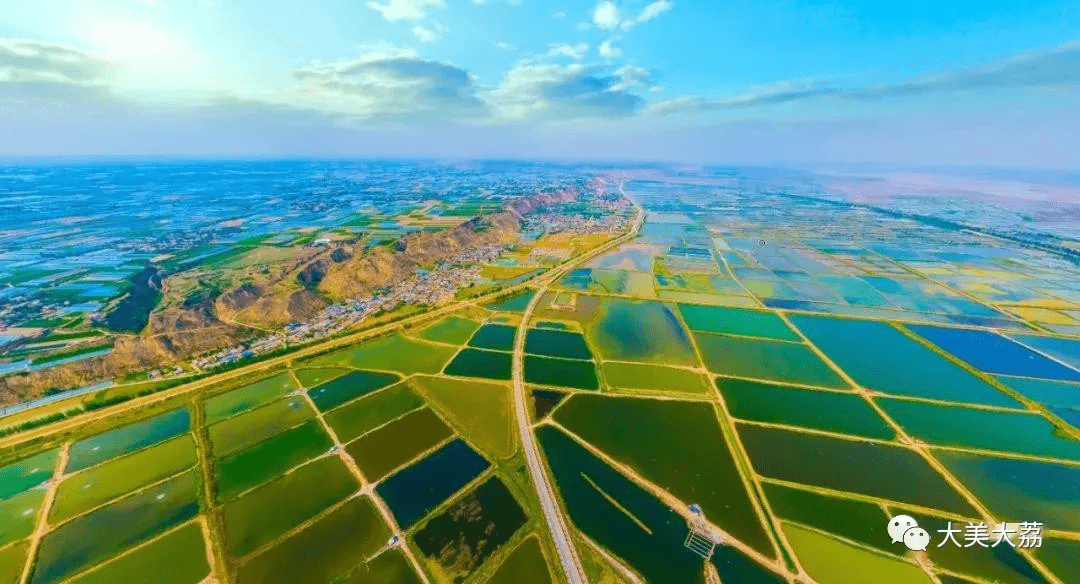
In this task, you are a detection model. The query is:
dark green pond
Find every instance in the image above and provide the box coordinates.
[524,328,593,360]
[444,349,513,380]
[936,450,1080,531]
[307,370,401,411]
[537,425,710,584]
[413,476,526,580]
[376,438,490,530]
[761,482,891,554]
[524,356,598,390]
[738,424,976,516]
[553,394,774,558]
[718,379,895,440]
[710,546,788,584]
[467,324,518,351]
[531,389,567,420]
[67,408,190,473]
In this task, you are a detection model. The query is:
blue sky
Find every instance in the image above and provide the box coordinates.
[1,0,1079,166]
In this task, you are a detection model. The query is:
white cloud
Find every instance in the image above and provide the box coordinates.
[412,24,443,43]
[0,38,113,85]
[637,0,672,24]
[367,0,445,22]
[489,62,646,120]
[293,46,486,121]
[552,11,566,18]
[592,1,621,30]
[546,43,589,60]
[495,41,515,51]
[610,64,653,91]
[644,80,840,115]
[598,38,622,59]
[576,22,592,31]
[601,0,674,33]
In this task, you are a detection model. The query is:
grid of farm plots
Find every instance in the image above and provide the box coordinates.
[4,181,1080,584]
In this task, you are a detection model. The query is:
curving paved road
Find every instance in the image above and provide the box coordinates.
[511,188,643,584]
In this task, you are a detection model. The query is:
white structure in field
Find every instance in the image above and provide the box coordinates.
[684,504,722,560]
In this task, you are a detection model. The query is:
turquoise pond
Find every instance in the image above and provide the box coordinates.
[877,398,1080,461]
[790,315,1020,407]
[0,449,58,499]
[994,376,1080,408]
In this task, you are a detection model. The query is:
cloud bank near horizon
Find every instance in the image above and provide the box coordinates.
[1,0,1078,167]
